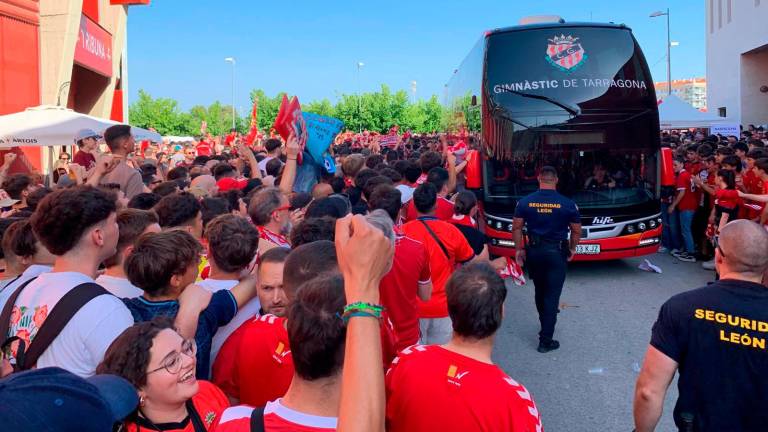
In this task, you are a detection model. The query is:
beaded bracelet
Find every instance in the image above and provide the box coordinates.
[344,302,384,314]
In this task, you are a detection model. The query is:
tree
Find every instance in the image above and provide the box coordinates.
[129,90,193,136]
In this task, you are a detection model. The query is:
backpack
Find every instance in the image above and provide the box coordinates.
[0,278,108,375]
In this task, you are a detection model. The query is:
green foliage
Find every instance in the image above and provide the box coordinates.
[130,86,456,135]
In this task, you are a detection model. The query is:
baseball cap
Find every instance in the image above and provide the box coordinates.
[73,129,102,144]
[0,367,138,431]
[216,177,248,192]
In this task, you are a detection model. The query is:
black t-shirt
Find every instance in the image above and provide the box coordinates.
[454,224,487,256]
[513,189,580,242]
[650,279,768,431]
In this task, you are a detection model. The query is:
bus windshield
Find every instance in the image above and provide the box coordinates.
[480,25,659,210]
[484,128,658,209]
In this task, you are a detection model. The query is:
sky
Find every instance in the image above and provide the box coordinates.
[126,0,705,113]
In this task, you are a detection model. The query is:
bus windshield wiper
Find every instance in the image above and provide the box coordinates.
[490,106,532,129]
[501,89,581,116]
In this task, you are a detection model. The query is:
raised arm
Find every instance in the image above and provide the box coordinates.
[336,214,394,432]
[279,134,300,195]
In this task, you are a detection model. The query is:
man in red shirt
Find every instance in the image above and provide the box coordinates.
[197,136,213,157]
[386,263,543,432]
[212,241,338,407]
[404,166,455,221]
[72,128,100,171]
[402,183,475,345]
[669,158,700,262]
[214,273,347,432]
[224,129,238,147]
[370,185,432,351]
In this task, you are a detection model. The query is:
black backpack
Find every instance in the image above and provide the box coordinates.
[0,278,108,373]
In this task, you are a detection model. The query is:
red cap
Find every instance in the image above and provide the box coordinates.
[216,178,249,192]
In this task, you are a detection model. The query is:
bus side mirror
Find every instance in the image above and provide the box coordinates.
[471,95,477,106]
[660,147,675,186]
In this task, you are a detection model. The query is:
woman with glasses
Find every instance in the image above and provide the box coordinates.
[97,318,229,432]
[52,152,72,184]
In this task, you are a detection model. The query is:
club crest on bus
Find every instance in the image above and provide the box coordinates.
[545,35,587,73]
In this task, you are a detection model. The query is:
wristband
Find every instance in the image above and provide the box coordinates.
[342,310,380,324]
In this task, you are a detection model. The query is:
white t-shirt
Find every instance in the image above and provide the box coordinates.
[0,271,134,377]
[396,184,416,204]
[258,156,277,176]
[0,264,53,309]
[197,278,261,368]
[95,274,143,299]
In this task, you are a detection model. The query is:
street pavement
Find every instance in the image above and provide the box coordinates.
[493,251,714,431]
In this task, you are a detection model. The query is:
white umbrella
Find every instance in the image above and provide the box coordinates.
[0,105,162,148]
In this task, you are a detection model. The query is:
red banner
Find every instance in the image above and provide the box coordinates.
[74,15,113,77]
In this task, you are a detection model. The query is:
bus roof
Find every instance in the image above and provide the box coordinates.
[486,21,631,37]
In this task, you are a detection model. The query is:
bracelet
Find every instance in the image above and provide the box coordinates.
[342,310,380,324]
[344,302,384,314]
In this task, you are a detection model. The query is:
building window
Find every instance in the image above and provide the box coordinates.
[718,107,727,118]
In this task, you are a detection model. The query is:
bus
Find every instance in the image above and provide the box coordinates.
[445,19,664,261]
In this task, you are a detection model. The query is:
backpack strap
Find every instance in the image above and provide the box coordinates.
[250,406,266,432]
[19,282,108,370]
[419,220,450,260]
[0,277,40,348]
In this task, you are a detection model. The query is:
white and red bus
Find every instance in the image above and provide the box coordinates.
[447,19,667,260]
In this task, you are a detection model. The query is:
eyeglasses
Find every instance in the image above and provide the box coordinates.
[273,205,291,214]
[59,156,70,161]
[146,339,196,375]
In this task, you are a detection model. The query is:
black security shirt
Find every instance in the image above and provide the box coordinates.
[650,279,768,431]
[513,189,580,241]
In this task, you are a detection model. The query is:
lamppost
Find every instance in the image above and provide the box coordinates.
[650,9,671,96]
[410,81,417,103]
[224,57,236,130]
[357,61,364,132]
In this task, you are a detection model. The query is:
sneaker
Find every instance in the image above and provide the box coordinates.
[537,340,560,353]
[670,249,682,257]
[677,252,696,263]
[702,259,716,270]
[657,246,669,253]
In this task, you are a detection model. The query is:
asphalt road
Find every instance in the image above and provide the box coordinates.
[492,252,715,431]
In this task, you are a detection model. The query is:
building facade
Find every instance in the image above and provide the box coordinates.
[654,78,707,111]
[0,0,149,171]
[705,0,768,126]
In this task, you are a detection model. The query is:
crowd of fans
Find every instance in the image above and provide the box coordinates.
[659,126,768,273]
[0,121,766,431]
[0,124,539,431]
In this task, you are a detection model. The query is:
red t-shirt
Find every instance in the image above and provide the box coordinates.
[450,214,476,228]
[214,401,337,432]
[379,235,432,351]
[742,170,766,218]
[675,170,701,211]
[125,381,229,432]
[404,197,455,222]
[212,314,294,408]
[385,345,543,432]
[73,151,96,171]
[212,315,396,407]
[401,218,475,318]
[225,134,237,146]
[715,189,740,210]
[197,141,213,156]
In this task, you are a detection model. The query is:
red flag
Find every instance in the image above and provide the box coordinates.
[272,95,306,162]
[245,97,260,145]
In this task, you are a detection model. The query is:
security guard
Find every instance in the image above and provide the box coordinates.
[512,166,581,353]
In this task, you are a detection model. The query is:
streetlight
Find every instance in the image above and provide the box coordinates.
[357,61,364,132]
[410,81,417,103]
[224,57,236,130]
[650,9,671,96]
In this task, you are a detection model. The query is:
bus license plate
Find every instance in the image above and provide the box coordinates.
[576,244,600,255]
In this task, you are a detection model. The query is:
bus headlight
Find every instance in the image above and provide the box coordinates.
[626,225,636,234]
[638,222,647,231]
[649,220,657,228]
